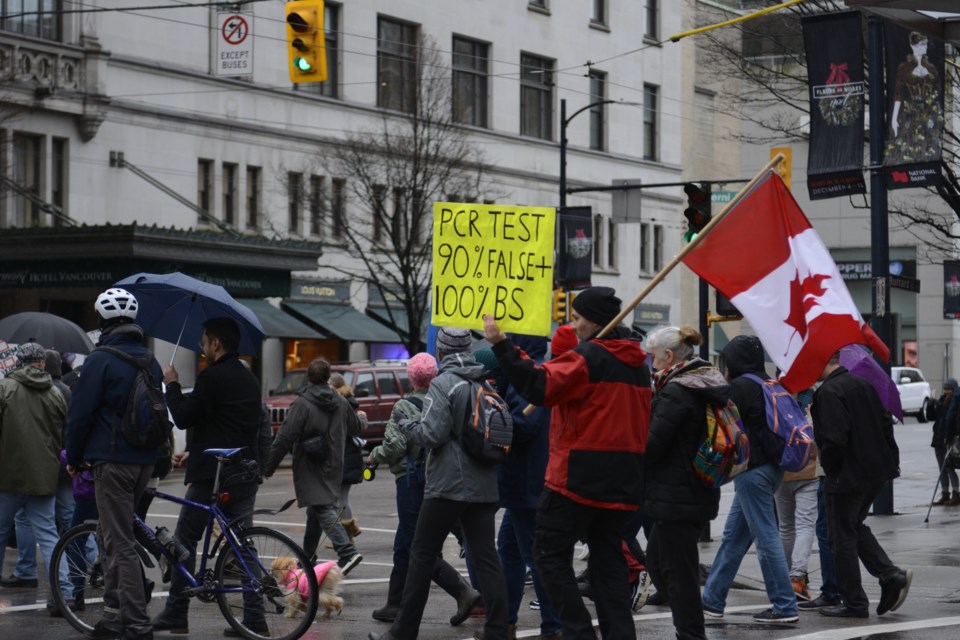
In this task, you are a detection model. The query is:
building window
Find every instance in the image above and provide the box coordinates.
[222,163,237,227]
[654,224,664,271]
[694,89,715,162]
[12,133,42,227]
[197,159,213,223]
[593,215,603,268]
[331,178,345,239]
[51,137,67,226]
[606,218,616,269]
[640,223,650,273]
[372,184,386,243]
[528,0,548,11]
[520,53,553,140]
[378,17,418,113]
[246,166,261,230]
[644,0,658,40]
[591,0,606,26]
[288,171,302,235]
[309,175,324,236]
[589,70,606,151]
[452,36,488,127]
[643,84,658,161]
[295,3,339,98]
[2,0,61,40]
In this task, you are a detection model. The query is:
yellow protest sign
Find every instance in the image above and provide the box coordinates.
[432,202,555,336]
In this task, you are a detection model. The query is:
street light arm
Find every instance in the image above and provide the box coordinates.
[563,99,628,127]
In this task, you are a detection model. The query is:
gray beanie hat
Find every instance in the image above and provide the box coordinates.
[944,378,958,391]
[437,327,472,354]
[17,342,46,365]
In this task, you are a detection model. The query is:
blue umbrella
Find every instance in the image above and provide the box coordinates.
[114,272,265,360]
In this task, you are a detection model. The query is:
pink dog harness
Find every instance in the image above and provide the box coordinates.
[283,561,337,598]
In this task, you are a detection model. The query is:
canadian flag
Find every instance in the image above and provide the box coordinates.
[682,172,889,392]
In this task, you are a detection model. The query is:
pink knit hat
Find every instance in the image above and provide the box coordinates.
[408,352,438,389]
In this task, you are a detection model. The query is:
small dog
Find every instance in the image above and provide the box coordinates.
[271,556,343,618]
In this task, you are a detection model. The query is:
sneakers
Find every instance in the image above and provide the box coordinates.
[85,621,121,640]
[820,604,869,618]
[877,569,912,615]
[0,575,38,588]
[337,553,363,576]
[631,570,653,611]
[798,593,841,610]
[703,604,724,618]
[529,599,541,611]
[753,608,799,623]
[791,576,810,601]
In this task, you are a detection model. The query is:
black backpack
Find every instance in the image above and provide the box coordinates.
[452,373,514,465]
[97,346,172,451]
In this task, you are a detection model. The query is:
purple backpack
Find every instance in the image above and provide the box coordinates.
[741,374,815,472]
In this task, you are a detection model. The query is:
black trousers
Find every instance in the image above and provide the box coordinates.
[390,497,507,640]
[646,520,706,640]
[534,489,634,640]
[824,483,898,612]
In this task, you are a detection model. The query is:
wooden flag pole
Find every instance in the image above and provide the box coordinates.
[521,154,787,417]
[595,152,786,340]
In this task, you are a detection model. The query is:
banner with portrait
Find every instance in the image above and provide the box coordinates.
[555,206,592,290]
[802,11,866,201]
[883,21,945,190]
[944,261,960,320]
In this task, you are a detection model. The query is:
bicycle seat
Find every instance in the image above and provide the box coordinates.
[203,447,244,458]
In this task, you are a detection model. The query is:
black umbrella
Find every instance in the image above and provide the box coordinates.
[0,312,95,354]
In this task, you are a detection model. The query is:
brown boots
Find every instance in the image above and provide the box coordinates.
[325,518,362,548]
[932,491,960,506]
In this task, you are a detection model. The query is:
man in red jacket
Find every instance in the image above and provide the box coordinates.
[484,286,651,640]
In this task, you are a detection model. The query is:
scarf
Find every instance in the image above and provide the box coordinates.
[652,358,691,393]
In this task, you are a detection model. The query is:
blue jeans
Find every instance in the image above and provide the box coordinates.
[498,508,561,634]
[814,478,839,599]
[702,464,797,615]
[0,492,71,598]
[12,481,74,579]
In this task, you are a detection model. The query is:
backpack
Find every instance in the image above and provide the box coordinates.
[741,373,815,472]
[97,346,172,451]
[452,373,514,465]
[403,395,427,485]
[693,400,751,487]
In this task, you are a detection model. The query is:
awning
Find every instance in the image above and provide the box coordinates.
[236,299,327,340]
[367,306,429,342]
[283,301,402,343]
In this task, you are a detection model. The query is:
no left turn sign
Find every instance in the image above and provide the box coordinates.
[222,15,249,46]
[216,12,254,77]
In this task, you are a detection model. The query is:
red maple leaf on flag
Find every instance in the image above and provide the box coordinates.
[784,272,831,344]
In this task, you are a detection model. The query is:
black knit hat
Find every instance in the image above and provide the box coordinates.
[572,286,621,327]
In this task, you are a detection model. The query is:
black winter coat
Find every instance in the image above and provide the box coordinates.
[643,359,725,523]
[722,335,783,469]
[166,352,263,484]
[811,366,899,493]
[931,393,953,447]
[340,395,365,485]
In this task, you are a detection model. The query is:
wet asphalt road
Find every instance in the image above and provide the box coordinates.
[2,417,960,639]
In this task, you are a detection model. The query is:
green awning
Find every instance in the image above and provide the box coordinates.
[236,299,327,340]
[367,306,429,342]
[283,301,402,343]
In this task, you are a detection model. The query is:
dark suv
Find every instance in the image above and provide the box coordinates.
[264,360,411,448]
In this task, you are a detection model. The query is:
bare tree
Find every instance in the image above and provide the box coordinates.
[696,0,960,259]
[313,35,491,354]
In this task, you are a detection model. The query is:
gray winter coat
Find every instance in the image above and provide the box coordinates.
[265,383,362,508]
[404,352,499,504]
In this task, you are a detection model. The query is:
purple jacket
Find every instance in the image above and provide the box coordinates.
[60,450,95,500]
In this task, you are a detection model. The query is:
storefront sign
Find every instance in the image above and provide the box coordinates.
[431,202,555,336]
[290,279,350,302]
[835,260,916,281]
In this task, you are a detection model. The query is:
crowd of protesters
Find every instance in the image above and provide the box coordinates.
[0,284,926,640]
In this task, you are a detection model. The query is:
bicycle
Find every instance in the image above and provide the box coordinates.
[49,448,319,640]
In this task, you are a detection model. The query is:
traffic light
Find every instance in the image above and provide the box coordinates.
[552,288,567,323]
[682,182,712,242]
[286,0,327,83]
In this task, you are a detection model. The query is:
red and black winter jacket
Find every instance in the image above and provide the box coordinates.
[492,328,651,510]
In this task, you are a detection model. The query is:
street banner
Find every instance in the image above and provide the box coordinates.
[944,261,960,319]
[801,11,866,200]
[682,171,888,393]
[883,21,945,190]
[555,206,592,290]
[432,202,555,336]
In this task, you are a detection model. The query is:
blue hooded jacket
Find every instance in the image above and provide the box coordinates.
[66,323,163,467]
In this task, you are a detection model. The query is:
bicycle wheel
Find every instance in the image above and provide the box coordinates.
[49,522,104,635]
[215,526,319,640]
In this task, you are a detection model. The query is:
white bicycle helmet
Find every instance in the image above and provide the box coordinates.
[95,287,139,320]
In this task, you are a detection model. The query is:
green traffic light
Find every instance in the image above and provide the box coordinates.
[294,56,313,72]
[683,231,698,243]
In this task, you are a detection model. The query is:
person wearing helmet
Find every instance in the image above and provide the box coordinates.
[65,288,162,639]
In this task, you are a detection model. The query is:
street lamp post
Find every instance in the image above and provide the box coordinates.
[559,97,628,212]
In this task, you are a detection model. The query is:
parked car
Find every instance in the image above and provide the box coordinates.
[891,366,934,423]
[264,360,411,448]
